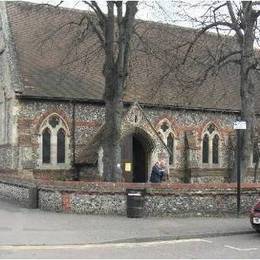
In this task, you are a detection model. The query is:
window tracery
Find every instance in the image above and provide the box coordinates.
[202,123,220,166]
[39,114,70,168]
[158,119,175,166]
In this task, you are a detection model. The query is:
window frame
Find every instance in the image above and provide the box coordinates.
[42,127,51,164]
[212,134,219,164]
[167,133,174,166]
[38,114,70,169]
[201,123,221,167]
[57,128,66,164]
[202,134,209,164]
[158,119,176,167]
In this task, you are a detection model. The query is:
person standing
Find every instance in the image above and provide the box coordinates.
[150,159,167,183]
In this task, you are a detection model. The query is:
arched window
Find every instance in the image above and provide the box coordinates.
[42,128,51,164]
[158,119,175,166]
[202,123,220,166]
[167,134,174,165]
[202,134,209,163]
[212,134,219,164]
[57,128,66,163]
[39,114,70,167]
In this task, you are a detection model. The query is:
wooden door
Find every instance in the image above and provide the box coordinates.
[121,135,133,182]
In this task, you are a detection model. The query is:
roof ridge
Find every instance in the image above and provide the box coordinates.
[6,1,89,14]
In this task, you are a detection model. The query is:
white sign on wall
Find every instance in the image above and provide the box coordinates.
[233,121,247,130]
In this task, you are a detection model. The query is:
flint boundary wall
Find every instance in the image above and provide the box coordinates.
[0,178,260,216]
[0,178,37,208]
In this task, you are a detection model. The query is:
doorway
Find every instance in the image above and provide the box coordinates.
[132,135,147,182]
[121,129,153,183]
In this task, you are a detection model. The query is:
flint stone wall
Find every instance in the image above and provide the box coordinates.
[0,178,259,216]
[0,145,18,169]
[0,178,37,208]
[36,181,260,217]
[16,99,242,183]
[38,190,62,212]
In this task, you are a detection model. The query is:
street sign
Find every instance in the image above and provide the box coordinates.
[233,121,247,130]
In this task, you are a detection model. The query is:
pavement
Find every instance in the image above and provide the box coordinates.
[0,200,255,246]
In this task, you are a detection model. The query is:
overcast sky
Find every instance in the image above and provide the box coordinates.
[16,0,202,27]
[18,0,167,21]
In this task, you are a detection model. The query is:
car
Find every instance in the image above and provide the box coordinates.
[250,199,260,233]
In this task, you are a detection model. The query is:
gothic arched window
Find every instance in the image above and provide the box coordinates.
[202,123,220,166]
[167,134,174,165]
[158,119,175,166]
[57,128,66,163]
[39,114,70,167]
[42,128,51,164]
[202,134,209,163]
[212,134,219,164]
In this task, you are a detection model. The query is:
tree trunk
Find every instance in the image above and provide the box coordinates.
[239,2,257,181]
[100,1,137,182]
[102,66,124,181]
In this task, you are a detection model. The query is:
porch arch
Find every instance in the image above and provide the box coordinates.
[121,127,155,182]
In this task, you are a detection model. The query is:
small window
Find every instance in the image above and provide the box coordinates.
[42,128,51,163]
[161,122,169,132]
[167,134,174,165]
[212,134,219,164]
[202,134,209,163]
[57,128,66,163]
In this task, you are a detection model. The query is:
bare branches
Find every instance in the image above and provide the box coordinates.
[121,2,138,85]
[39,0,64,8]
[87,16,105,47]
[226,1,243,41]
[213,2,228,36]
[182,21,236,65]
[83,1,106,23]
[81,1,106,48]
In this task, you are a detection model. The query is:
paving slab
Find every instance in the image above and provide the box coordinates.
[0,200,254,246]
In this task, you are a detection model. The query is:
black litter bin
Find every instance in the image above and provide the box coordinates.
[126,189,146,218]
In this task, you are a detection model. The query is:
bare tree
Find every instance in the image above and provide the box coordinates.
[151,1,260,180]
[84,1,138,181]
[38,1,138,182]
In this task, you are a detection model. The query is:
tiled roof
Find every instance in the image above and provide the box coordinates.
[5,1,260,112]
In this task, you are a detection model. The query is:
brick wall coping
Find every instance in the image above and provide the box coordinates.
[0,176,37,189]
[0,176,260,195]
[37,181,260,196]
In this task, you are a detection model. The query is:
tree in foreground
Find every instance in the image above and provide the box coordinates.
[156,1,260,180]
[85,1,138,181]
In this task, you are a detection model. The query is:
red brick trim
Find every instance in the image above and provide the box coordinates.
[34,109,71,135]
[198,120,225,141]
[62,193,71,212]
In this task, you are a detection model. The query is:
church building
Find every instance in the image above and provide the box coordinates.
[0,1,259,183]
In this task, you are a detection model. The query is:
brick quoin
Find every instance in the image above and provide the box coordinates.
[17,118,33,129]
[62,193,71,212]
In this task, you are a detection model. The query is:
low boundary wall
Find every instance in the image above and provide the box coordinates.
[0,177,260,216]
[0,178,37,208]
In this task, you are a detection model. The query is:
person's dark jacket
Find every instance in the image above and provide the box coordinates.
[150,164,165,183]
